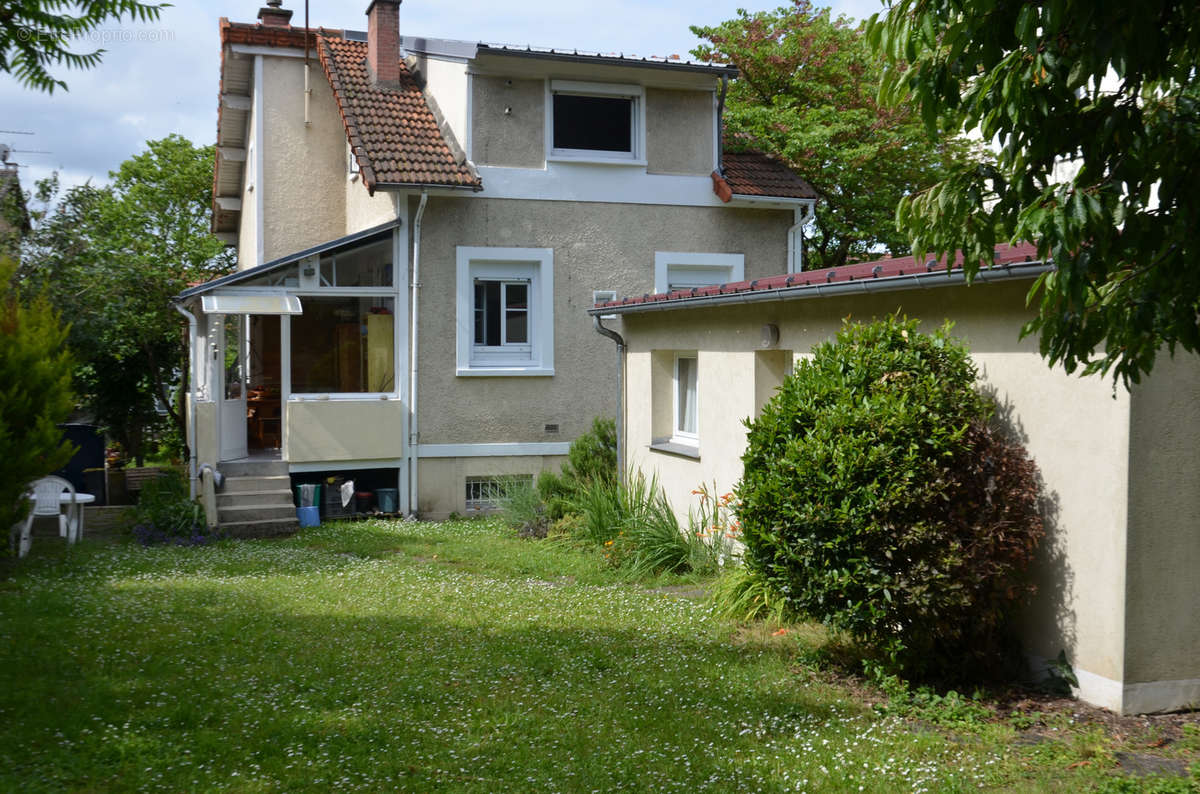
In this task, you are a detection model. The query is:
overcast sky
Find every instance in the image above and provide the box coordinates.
[2,0,883,195]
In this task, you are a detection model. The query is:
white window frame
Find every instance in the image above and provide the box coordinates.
[472,278,532,362]
[546,79,646,166]
[672,353,699,446]
[456,246,554,377]
[654,251,745,294]
[347,140,360,178]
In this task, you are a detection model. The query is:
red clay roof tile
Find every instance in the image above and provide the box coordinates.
[721,151,817,200]
[594,242,1044,311]
[317,36,480,193]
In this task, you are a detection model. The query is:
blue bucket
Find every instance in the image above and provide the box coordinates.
[376,488,398,513]
[297,505,321,528]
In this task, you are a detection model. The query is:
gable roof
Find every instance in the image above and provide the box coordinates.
[719,152,817,200]
[589,242,1047,315]
[318,35,481,194]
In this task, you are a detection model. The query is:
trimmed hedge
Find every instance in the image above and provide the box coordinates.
[737,316,1043,676]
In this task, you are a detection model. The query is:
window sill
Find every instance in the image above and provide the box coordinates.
[649,440,700,460]
[457,367,555,378]
[546,155,648,168]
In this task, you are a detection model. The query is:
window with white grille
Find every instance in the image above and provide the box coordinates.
[456,246,554,376]
[464,475,533,512]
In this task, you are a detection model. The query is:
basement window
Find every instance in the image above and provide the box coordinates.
[548,80,644,163]
[465,475,533,512]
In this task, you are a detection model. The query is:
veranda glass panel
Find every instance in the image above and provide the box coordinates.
[291,297,395,393]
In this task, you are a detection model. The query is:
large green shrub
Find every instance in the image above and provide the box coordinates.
[0,259,75,541]
[737,316,1043,676]
[537,417,617,519]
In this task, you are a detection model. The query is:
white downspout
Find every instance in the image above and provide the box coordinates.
[408,192,429,516]
[173,302,199,499]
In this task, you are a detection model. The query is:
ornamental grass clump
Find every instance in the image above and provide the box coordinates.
[737,316,1044,678]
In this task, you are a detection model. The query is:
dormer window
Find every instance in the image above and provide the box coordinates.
[547,80,645,164]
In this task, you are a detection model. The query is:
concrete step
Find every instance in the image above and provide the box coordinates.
[222,474,291,494]
[218,503,299,523]
[219,517,300,539]
[217,489,294,508]
[219,459,289,478]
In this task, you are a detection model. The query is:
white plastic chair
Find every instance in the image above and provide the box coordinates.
[15,476,78,558]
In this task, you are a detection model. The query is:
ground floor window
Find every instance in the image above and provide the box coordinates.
[290,296,395,393]
[456,246,554,376]
[673,354,698,443]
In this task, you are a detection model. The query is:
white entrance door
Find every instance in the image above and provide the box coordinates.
[219,314,249,461]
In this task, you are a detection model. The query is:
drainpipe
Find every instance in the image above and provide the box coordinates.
[787,201,814,274]
[716,74,729,175]
[173,302,199,499]
[408,191,429,516]
[592,316,626,484]
[303,0,311,126]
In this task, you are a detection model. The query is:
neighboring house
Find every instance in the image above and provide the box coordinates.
[588,245,1200,715]
[175,0,816,523]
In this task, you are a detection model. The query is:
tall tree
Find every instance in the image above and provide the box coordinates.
[692,0,982,268]
[0,0,164,93]
[0,257,75,541]
[869,0,1200,384]
[21,135,234,464]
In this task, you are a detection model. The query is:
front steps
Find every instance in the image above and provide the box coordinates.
[216,459,299,538]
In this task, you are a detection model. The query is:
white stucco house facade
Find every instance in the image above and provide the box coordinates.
[174,0,817,526]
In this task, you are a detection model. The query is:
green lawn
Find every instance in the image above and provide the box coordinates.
[0,519,1195,792]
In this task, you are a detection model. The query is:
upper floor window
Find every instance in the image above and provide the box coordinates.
[548,80,644,164]
[654,252,745,293]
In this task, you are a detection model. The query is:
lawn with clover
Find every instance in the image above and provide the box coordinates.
[1,518,1196,792]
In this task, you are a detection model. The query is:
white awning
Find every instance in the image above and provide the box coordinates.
[200,293,303,315]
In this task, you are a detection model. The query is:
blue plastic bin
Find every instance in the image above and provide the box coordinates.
[297,505,321,527]
[376,488,398,513]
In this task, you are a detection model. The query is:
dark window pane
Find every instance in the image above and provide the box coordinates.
[475,280,503,346]
[553,94,632,152]
[291,297,394,393]
[506,283,528,310]
[474,282,487,345]
[506,310,528,343]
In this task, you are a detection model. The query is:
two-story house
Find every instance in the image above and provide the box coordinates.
[174,0,816,528]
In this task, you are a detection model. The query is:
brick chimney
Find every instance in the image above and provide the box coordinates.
[367,0,402,86]
[258,0,293,28]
